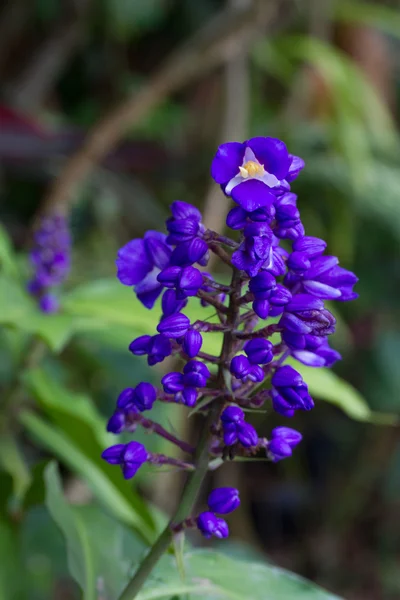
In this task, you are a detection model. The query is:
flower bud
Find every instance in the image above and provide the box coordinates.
[244,339,273,365]
[208,487,240,514]
[157,313,190,338]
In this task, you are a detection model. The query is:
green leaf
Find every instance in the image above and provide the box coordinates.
[63,278,223,355]
[292,361,397,424]
[0,224,19,279]
[20,411,155,543]
[23,367,111,450]
[136,549,342,600]
[0,275,75,351]
[44,462,147,600]
[0,517,25,600]
[0,434,31,500]
[335,1,400,39]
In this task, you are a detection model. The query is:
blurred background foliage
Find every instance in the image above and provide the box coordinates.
[1,0,400,599]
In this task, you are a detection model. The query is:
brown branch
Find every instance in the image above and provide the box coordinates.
[39,0,277,217]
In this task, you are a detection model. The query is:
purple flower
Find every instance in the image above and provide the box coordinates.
[273,193,304,240]
[101,441,148,479]
[267,426,302,462]
[279,294,336,337]
[107,410,126,434]
[161,360,210,407]
[170,238,209,267]
[283,332,341,367]
[157,313,190,338]
[284,238,358,301]
[129,334,172,366]
[197,512,229,539]
[220,406,258,447]
[28,214,71,313]
[116,231,170,285]
[166,201,204,245]
[115,383,156,413]
[208,487,240,514]
[270,365,314,416]
[182,328,203,358]
[158,266,203,299]
[211,137,294,197]
[249,271,276,300]
[161,289,187,317]
[230,355,264,383]
[244,339,273,365]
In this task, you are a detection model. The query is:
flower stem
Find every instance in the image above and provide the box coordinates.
[117,269,242,600]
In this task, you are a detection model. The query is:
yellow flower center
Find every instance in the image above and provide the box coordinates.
[239,161,265,178]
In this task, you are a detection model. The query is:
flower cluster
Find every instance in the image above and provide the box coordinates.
[27,214,71,313]
[102,136,358,540]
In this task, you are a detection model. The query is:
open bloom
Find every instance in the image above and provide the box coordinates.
[211,137,304,205]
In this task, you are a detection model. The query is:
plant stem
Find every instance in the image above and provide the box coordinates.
[117,269,242,600]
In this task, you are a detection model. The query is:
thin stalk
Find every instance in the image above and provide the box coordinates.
[117,269,241,600]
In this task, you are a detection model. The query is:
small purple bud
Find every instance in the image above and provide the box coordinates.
[178,266,203,297]
[182,387,198,406]
[39,293,59,313]
[197,512,229,539]
[267,438,293,462]
[249,272,276,300]
[170,238,208,266]
[253,299,270,319]
[271,426,302,448]
[221,406,244,425]
[182,328,203,358]
[129,335,151,355]
[230,355,251,379]
[161,289,187,317]
[107,410,126,434]
[157,313,190,338]
[133,382,157,412]
[237,422,258,447]
[226,206,248,230]
[161,372,184,393]
[157,266,182,287]
[121,441,148,479]
[293,236,327,258]
[101,444,125,464]
[117,388,136,409]
[170,201,202,222]
[244,339,273,365]
[207,487,240,514]
[287,251,311,274]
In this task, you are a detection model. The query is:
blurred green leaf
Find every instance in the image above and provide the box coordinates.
[20,411,156,543]
[0,276,74,351]
[335,1,400,39]
[254,35,397,188]
[63,277,223,355]
[0,517,25,600]
[0,434,31,500]
[45,462,147,600]
[135,549,342,599]
[0,224,19,279]
[22,460,49,510]
[293,361,397,424]
[305,157,400,240]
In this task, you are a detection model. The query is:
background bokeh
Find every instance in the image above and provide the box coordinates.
[1,1,400,599]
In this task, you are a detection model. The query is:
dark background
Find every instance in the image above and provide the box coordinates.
[1,1,400,599]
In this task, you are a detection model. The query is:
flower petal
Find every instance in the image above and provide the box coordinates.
[211,142,245,184]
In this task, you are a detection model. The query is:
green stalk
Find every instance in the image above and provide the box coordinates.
[117,269,242,600]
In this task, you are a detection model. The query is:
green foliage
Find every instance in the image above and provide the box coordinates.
[0,517,25,600]
[44,462,146,600]
[0,275,75,352]
[335,1,400,38]
[134,549,342,600]
[292,361,397,424]
[19,368,156,542]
